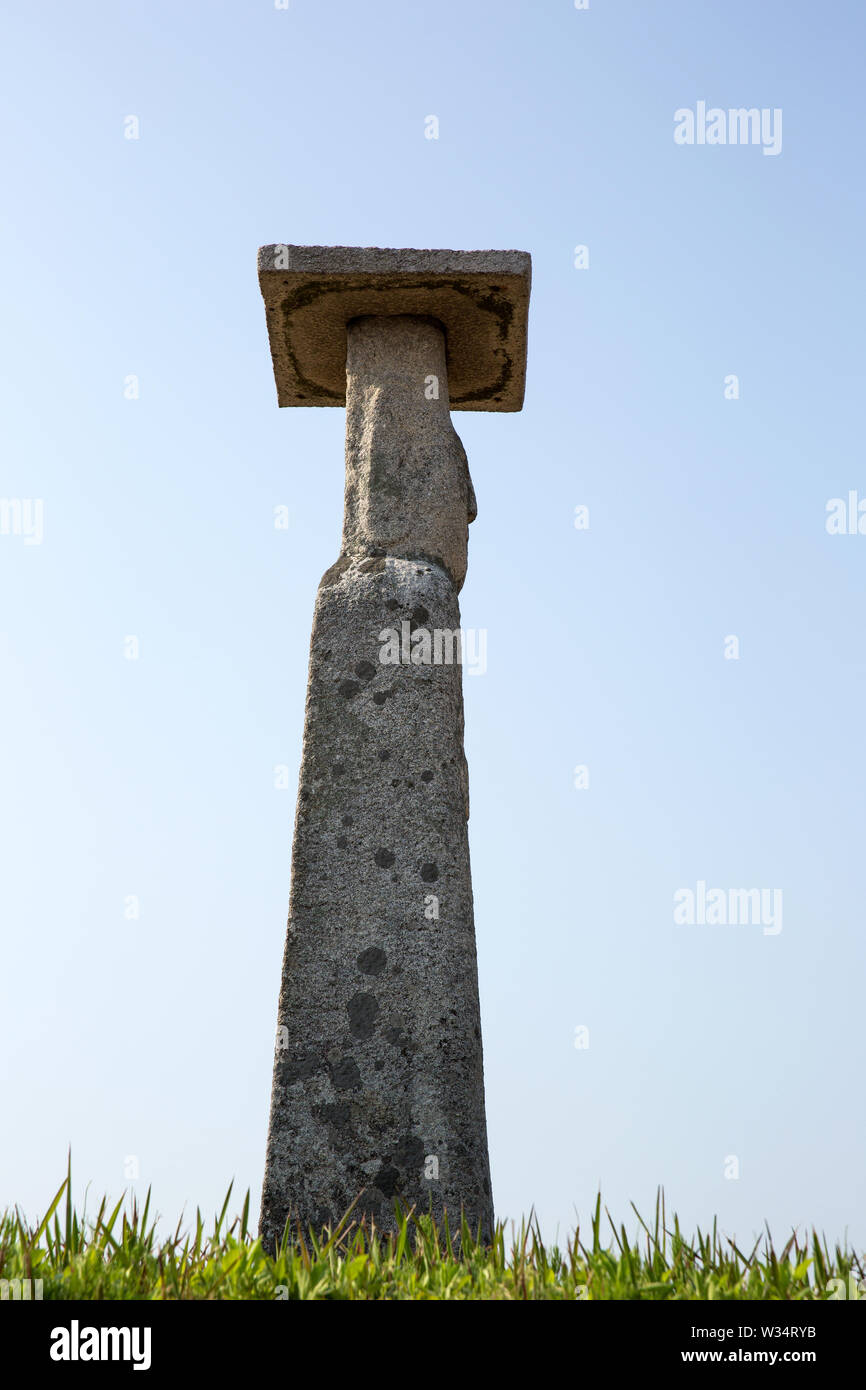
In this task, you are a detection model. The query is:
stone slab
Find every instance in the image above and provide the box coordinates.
[257,245,531,411]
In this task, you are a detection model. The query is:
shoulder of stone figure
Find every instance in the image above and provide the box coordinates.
[452,428,477,524]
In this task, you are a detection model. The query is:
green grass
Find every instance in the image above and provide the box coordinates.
[1,1160,862,1300]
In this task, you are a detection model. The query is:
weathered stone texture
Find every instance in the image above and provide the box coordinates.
[259,313,495,1246]
[342,316,475,590]
[259,555,492,1245]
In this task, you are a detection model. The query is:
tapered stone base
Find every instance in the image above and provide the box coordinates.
[259,555,493,1247]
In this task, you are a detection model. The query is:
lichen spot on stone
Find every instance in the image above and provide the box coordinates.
[329,1057,361,1091]
[374,848,395,868]
[347,992,380,1040]
[420,862,439,882]
[374,1164,400,1198]
[393,1134,425,1169]
[357,946,387,976]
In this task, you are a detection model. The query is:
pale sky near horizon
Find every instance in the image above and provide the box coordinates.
[2,0,865,1249]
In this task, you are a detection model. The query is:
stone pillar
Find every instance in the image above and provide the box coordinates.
[256,247,531,1247]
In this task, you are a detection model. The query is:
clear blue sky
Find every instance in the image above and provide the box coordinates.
[2,0,865,1250]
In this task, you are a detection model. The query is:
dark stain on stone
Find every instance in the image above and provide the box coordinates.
[421,770,434,782]
[318,556,352,589]
[336,835,348,849]
[339,679,361,699]
[280,1051,323,1085]
[370,451,403,501]
[392,1134,425,1169]
[372,688,395,706]
[374,848,395,868]
[420,862,439,882]
[357,946,387,976]
[329,1057,361,1091]
[313,1101,353,1136]
[358,556,386,574]
[391,778,400,788]
[385,598,399,611]
[355,660,377,681]
[406,780,415,789]
[410,605,429,629]
[341,815,353,826]
[276,276,516,408]
[378,749,390,762]
[374,1164,400,1198]
[332,762,346,777]
[347,992,379,1040]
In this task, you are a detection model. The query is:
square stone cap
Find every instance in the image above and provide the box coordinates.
[257,245,531,411]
